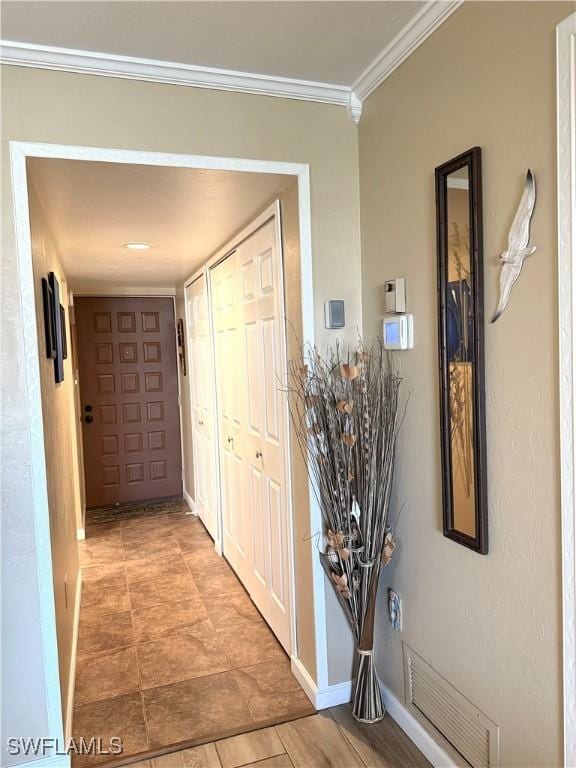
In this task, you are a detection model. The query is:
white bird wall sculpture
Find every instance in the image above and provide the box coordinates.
[492,170,537,323]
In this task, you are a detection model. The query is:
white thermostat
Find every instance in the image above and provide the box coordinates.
[383,314,414,350]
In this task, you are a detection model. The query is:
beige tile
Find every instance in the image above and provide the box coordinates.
[81,563,126,583]
[81,575,130,617]
[194,568,246,601]
[75,646,140,705]
[231,659,314,722]
[77,611,134,656]
[122,533,182,561]
[125,762,153,768]
[215,727,284,768]
[173,527,215,554]
[276,714,363,768]
[203,591,261,631]
[143,672,254,748]
[121,515,179,533]
[78,532,125,567]
[128,572,201,611]
[184,548,230,579]
[137,620,229,689]
[73,692,148,766]
[180,743,222,768]
[216,619,285,669]
[132,598,208,642]
[125,555,191,584]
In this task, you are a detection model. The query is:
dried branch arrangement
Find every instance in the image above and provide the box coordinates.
[286,338,402,722]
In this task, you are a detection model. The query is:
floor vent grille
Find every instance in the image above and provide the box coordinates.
[403,644,500,767]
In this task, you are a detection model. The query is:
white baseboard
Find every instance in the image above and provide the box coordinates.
[290,657,352,709]
[289,658,456,768]
[183,489,197,516]
[65,570,82,743]
[381,683,458,768]
[76,528,85,541]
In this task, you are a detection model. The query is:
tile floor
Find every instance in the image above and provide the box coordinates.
[74,503,314,766]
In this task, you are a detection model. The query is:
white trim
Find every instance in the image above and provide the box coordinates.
[65,571,82,743]
[201,201,296,656]
[75,528,85,542]
[290,657,352,709]
[558,12,576,768]
[0,39,359,118]
[183,488,197,516]
[9,140,326,742]
[9,141,65,751]
[352,0,463,100]
[71,285,176,297]
[1,4,464,125]
[381,684,459,768]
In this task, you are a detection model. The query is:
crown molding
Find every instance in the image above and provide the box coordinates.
[0,2,462,126]
[0,39,363,119]
[352,0,464,100]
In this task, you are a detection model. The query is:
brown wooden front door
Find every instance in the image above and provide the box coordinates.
[75,297,182,508]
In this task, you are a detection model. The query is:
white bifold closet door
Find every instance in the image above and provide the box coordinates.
[185,274,218,543]
[211,215,292,653]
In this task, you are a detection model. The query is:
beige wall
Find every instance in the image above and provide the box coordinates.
[1,64,362,757]
[359,2,569,765]
[175,291,195,503]
[28,179,81,730]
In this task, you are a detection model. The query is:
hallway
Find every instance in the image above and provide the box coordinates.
[74,504,314,765]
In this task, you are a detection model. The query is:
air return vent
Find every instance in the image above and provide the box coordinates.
[403,644,500,768]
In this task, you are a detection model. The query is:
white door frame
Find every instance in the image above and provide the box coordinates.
[558,12,576,767]
[9,140,330,744]
[185,201,295,654]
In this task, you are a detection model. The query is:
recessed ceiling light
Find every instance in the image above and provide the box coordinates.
[123,242,152,251]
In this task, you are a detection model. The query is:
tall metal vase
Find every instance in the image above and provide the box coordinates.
[352,564,385,723]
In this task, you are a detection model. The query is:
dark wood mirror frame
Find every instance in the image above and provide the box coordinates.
[435,147,488,554]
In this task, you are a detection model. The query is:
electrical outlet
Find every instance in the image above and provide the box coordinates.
[388,588,402,631]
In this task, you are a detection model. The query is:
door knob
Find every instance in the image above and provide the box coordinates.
[84,404,93,412]
[256,450,263,459]
[227,436,234,444]
[84,414,94,424]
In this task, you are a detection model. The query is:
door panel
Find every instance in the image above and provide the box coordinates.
[75,297,182,509]
[211,216,291,652]
[185,276,218,541]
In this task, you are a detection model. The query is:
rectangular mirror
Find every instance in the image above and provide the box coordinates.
[435,147,488,554]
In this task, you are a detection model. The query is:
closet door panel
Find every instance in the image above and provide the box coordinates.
[185,276,218,542]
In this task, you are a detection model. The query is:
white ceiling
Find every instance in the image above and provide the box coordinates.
[2,1,427,86]
[27,158,293,288]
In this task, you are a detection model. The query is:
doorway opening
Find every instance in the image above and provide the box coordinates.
[16,144,324,766]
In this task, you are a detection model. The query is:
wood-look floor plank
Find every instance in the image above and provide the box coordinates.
[275,713,366,768]
[242,756,293,768]
[180,743,223,768]
[329,706,432,768]
[216,727,284,768]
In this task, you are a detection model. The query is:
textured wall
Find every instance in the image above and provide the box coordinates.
[28,180,81,734]
[359,3,570,765]
[175,291,195,504]
[1,64,362,756]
